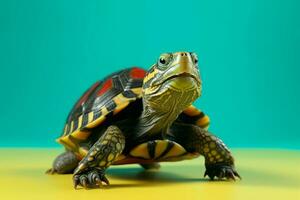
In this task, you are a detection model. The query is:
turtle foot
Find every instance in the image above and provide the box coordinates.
[73,168,110,189]
[204,163,241,181]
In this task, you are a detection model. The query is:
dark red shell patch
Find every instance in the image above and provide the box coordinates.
[129,67,146,79]
[64,67,146,137]
[75,81,101,108]
[97,78,113,96]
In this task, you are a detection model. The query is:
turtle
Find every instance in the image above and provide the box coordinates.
[47,51,241,189]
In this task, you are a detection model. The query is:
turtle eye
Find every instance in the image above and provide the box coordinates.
[194,57,198,64]
[157,53,172,69]
[190,53,198,65]
[159,58,166,65]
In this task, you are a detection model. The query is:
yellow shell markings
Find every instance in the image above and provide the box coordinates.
[196,115,210,130]
[161,153,199,162]
[183,105,201,116]
[63,125,68,136]
[113,101,130,115]
[129,140,200,162]
[154,140,168,158]
[88,112,94,123]
[183,105,210,130]
[162,143,186,159]
[130,143,151,159]
[69,121,74,134]
[86,107,108,129]
[56,88,142,154]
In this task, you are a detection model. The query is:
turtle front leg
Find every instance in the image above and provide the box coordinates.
[73,125,125,189]
[170,123,241,180]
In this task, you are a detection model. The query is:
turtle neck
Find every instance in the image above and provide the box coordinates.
[135,91,187,139]
[137,104,180,137]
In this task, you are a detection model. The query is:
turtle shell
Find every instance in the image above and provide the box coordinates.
[57,67,147,153]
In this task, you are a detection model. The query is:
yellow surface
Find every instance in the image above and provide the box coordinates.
[0,148,299,200]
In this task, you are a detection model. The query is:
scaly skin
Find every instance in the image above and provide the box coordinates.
[73,126,125,188]
[46,151,79,174]
[170,123,240,180]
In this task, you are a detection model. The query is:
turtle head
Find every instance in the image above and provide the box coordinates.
[142,52,202,113]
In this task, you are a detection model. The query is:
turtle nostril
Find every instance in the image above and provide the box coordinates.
[181,53,187,57]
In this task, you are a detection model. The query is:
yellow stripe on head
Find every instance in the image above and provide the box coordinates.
[143,66,158,86]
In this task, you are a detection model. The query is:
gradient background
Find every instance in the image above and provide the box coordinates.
[0,0,299,148]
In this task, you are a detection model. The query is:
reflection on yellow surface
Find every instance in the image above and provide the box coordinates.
[0,148,299,200]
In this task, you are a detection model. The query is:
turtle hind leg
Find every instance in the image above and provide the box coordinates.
[46,151,79,174]
[140,163,161,170]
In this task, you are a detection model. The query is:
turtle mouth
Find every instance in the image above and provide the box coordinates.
[160,72,200,85]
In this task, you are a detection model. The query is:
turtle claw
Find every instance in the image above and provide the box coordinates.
[101,175,110,185]
[45,168,56,174]
[73,175,79,189]
[95,177,103,186]
[81,176,88,188]
[73,168,109,189]
[218,168,225,179]
[233,170,242,180]
[204,163,241,181]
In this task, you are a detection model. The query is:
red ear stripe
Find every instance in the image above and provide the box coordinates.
[130,67,147,79]
[97,78,113,96]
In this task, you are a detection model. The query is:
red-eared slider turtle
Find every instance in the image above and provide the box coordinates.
[47,52,240,188]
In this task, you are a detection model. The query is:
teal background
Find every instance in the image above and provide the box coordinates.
[0,0,299,148]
